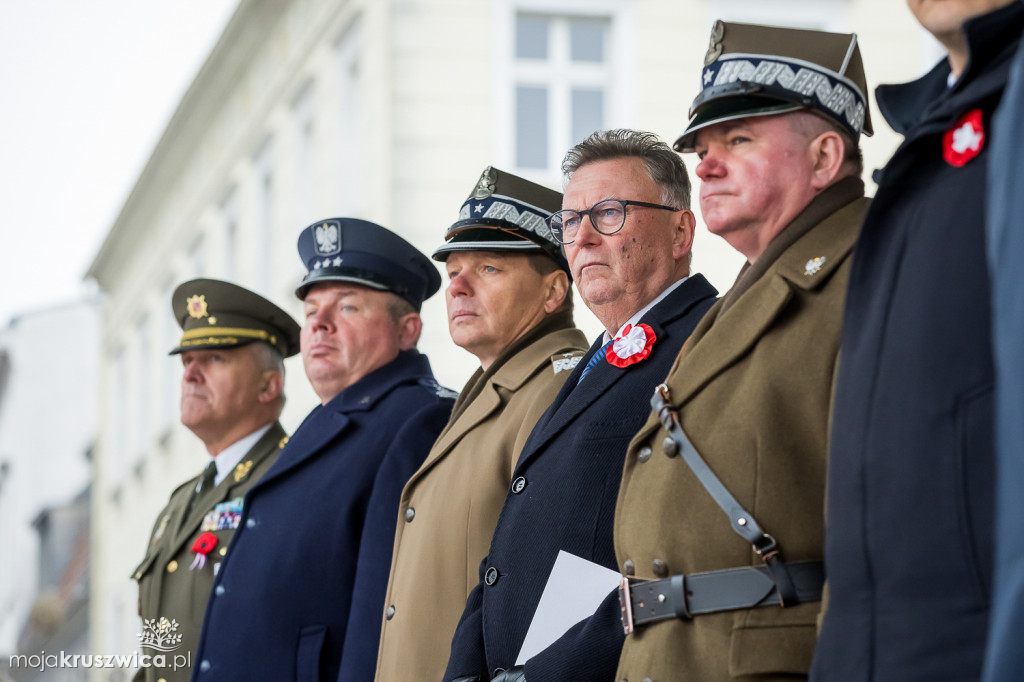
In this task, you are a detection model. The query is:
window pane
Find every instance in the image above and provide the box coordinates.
[572,88,604,145]
[516,16,549,60]
[516,86,549,169]
[570,19,606,63]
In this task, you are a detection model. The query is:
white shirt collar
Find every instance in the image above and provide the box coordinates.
[201,422,274,488]
[602,276,689,343]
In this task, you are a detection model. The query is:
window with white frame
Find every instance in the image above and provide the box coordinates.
[335,18,366,217]
[707,0,847,32]
[160,276,178,440]
[109,347,127,489]
[253,137,275,298]
[292,80,317,227]
[133,314,150,465]
[511,12,613,174]
[220,188,238,280]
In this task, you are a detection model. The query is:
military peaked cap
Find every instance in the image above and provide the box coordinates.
[675,21,874,152]
[432,166,569,274]
[169,278,301,357]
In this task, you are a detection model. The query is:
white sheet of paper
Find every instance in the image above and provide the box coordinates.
[515,550,622,665]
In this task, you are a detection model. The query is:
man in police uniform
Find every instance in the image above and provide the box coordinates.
[815,2,1023,680]
[443,130,718,681]
[191,219,454,682]
[614,23,872,681]
[132,278,300,682]
[366,168,588,682]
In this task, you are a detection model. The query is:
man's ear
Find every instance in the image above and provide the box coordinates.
[542,270,570,314]
[810,131,846,189]
[671,209,696,264]
[397,313,423,351]
[258,370,284,404]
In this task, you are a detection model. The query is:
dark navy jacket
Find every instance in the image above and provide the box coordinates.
[191,350,453,682]
[812,5,1024,681]
[982,17,1024,682]
[443,275,717,682]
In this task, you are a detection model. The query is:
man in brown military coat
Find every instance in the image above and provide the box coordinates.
[373,168,588,682]
[613,23,873,681]
[131,279,299,682]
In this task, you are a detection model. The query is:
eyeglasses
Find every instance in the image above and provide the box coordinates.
[547,199,681,245]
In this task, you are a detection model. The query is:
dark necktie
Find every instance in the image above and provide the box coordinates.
[185,462,217,519]
[577,339,613,385]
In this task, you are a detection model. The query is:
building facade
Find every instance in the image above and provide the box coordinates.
[85,0,936,676]
[0,301,98,680]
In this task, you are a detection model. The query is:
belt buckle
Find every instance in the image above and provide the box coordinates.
[618,576,637,635]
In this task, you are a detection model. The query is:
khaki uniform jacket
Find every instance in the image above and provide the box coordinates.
[131,422,286,682]
[374,325,587,682]
[614,181,868,681]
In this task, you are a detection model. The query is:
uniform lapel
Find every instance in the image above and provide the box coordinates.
[668,198,865,408]
[167,423,286,557]
[515,276,715,472]
[407,381,501,487]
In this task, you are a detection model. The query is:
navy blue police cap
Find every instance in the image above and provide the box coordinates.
[169,278,301,357]
[295,218,441,309]
[431,166,569,275]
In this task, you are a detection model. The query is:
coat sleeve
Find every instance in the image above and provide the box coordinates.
[442,557,491,681]
[336,399,452,682]
[521,588,624,682]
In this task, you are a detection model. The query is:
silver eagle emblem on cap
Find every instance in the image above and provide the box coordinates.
[314,222,340,256]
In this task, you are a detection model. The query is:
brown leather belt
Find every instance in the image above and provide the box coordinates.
[618,561,824,635]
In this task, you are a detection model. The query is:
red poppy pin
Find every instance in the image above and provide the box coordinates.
[189,532,218,570]
[606,323,656,368]
[943,109,985,167]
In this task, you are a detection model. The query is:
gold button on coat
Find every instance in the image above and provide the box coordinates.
[166,560,178,573]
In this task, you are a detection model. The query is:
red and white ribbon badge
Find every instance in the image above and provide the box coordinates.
[606,323,656,368]
[943,109,985,167]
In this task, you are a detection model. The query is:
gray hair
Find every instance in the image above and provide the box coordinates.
[250,342,285,375]
[561,129,692,209]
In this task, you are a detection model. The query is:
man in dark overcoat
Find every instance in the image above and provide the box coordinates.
[190,219,454,682]
[812,2,1024,681]
[982,22,1024,682]
[133,279,300,682]
[442,129,718,682]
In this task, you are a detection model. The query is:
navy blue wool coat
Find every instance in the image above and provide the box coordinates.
[443,275,717,682]
[812,4,1024,681]
[191,350,453,682]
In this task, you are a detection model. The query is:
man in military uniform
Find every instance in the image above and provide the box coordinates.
[191,219,454,682]
[132,278,300,682]
[814,2,1023,681]
[443,130,718,681]
[366,168,588,682]
[613,24,872,681]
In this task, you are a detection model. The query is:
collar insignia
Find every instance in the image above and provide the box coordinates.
[233,460,253,483]
[804,256,826,276]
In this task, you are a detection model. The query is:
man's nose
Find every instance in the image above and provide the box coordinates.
[695,150,723,180]
[448,272,472,297]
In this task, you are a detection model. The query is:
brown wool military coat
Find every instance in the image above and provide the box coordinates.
[374,325,587,682]
[131,423,286,682]
[614,182,869,681]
